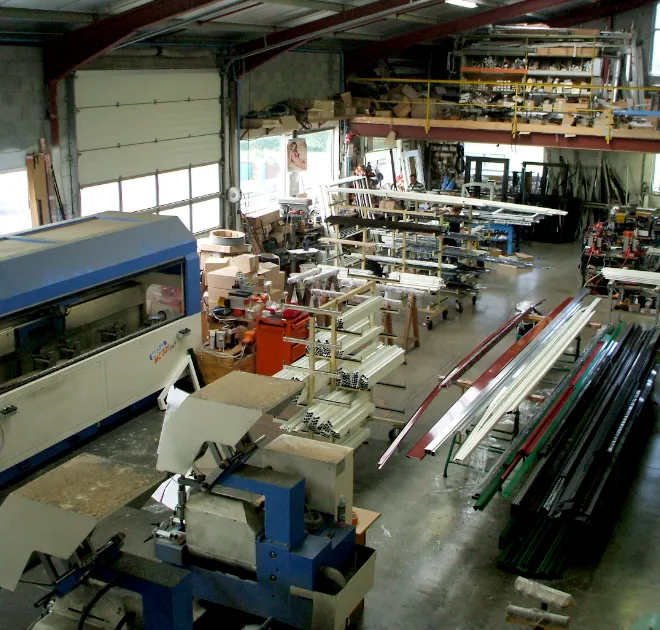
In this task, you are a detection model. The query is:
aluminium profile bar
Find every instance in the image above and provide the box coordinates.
[453,300,599,462]
[407,293,585,460]
[325,187,568,216]
[378,302,541,469]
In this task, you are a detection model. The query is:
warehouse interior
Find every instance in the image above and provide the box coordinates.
[2,0,660,628]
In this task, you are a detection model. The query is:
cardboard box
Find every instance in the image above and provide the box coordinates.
[516,252,534,262]
[488,247,502,258]
[273,271,286,291]
[393,98,411,118]
[204,258,230,285]
[198,237,249,255]
[233,254,259,274]
[207,267,240,290]
[258,262,281,286]
[401,84,419,101]
[244,207,280,228]
[269,288,283,303]
[208,287,231,306]
[411,98,436,120]
[379,199,397,210]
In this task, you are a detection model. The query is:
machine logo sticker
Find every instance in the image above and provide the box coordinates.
[150,340,175,363]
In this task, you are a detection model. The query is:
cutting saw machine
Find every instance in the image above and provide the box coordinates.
[0,372,376,629]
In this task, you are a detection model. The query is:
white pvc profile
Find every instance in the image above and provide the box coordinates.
[336,296,384,330]
[325,187,568,216]
[452,300,599,462]
[600,268,660,286]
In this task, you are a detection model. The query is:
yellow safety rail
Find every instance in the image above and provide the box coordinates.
[348,77,660,143]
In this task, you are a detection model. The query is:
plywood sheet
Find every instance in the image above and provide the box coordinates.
[193,372,303,413]
[16,454,165,519]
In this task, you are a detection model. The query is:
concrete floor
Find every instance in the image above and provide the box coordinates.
[2,241,660,629]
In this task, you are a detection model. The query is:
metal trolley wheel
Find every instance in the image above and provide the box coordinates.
[388,427,401,442]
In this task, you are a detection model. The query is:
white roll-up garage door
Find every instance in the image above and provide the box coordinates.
[75,70,221,186]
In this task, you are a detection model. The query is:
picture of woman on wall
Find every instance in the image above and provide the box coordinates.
[287,139,308,172]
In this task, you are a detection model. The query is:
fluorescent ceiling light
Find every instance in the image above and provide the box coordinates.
[446,0,477,7]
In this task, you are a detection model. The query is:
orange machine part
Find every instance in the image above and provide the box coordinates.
[256,312,310,376]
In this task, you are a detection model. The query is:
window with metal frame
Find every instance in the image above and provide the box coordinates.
[0,170,31,236]
[652,4,660,76]
[80,162,222,234]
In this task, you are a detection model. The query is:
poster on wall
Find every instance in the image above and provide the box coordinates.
[287,139,308,172]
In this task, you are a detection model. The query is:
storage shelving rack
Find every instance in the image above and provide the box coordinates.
[272,280,407,448]
[454,27,638,127]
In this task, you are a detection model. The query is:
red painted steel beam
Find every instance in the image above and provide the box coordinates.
[377,302,543,469]
[45,0,229,82]
[546,0,657,27]
[406,297,574,461]
[237,0,445,75]
[350,122,660,153]
[345,0,580,76]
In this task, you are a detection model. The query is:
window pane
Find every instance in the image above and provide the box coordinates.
[652,31,660,75]
[191,163,220,197]
[656,4,660,29]
[463,142,543,171]
[122,175,156,212]
[80,182,120,217]
[0,170,31,235]
[192,198,220,233]
[653,155,660,192]
[158,169,190,205]
[160,206,191,231]
[299,130,335,198]
[240,136,286,212]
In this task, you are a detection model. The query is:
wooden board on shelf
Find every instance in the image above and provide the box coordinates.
[461,66,527,78]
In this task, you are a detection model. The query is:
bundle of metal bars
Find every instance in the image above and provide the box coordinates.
[280,390,374,442]
[313,319,385,358]
[407,292,594,461]
[335,343,405,390]
[336,295,384,330]
[487,323,659,577]
[310,289,402,311]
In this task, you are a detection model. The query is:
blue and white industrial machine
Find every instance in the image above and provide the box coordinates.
[0,211,201,485]
[0,372,377,630]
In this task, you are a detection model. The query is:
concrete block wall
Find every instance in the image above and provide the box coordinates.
[238,51,342,113]
[0,47,48,173]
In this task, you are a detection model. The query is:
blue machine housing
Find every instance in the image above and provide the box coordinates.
[152,463,359,629]
[0,212,200,319]
[0,212,200,486]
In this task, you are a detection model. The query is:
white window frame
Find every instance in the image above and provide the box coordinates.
[651,4,660,76]
[79,161,223,234]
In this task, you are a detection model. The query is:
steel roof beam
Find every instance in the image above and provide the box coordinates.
[44,0,252,82]
[345,0,579,75]
[545,0,658,27]
[236,0,445,74]
[256,0,432,23]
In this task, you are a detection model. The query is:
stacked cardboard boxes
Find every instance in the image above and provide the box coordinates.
[204,254,286,307]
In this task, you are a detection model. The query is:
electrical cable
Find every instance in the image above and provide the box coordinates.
[113,611,135,630]
[19,579,50,588]
[77,580,118,630]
